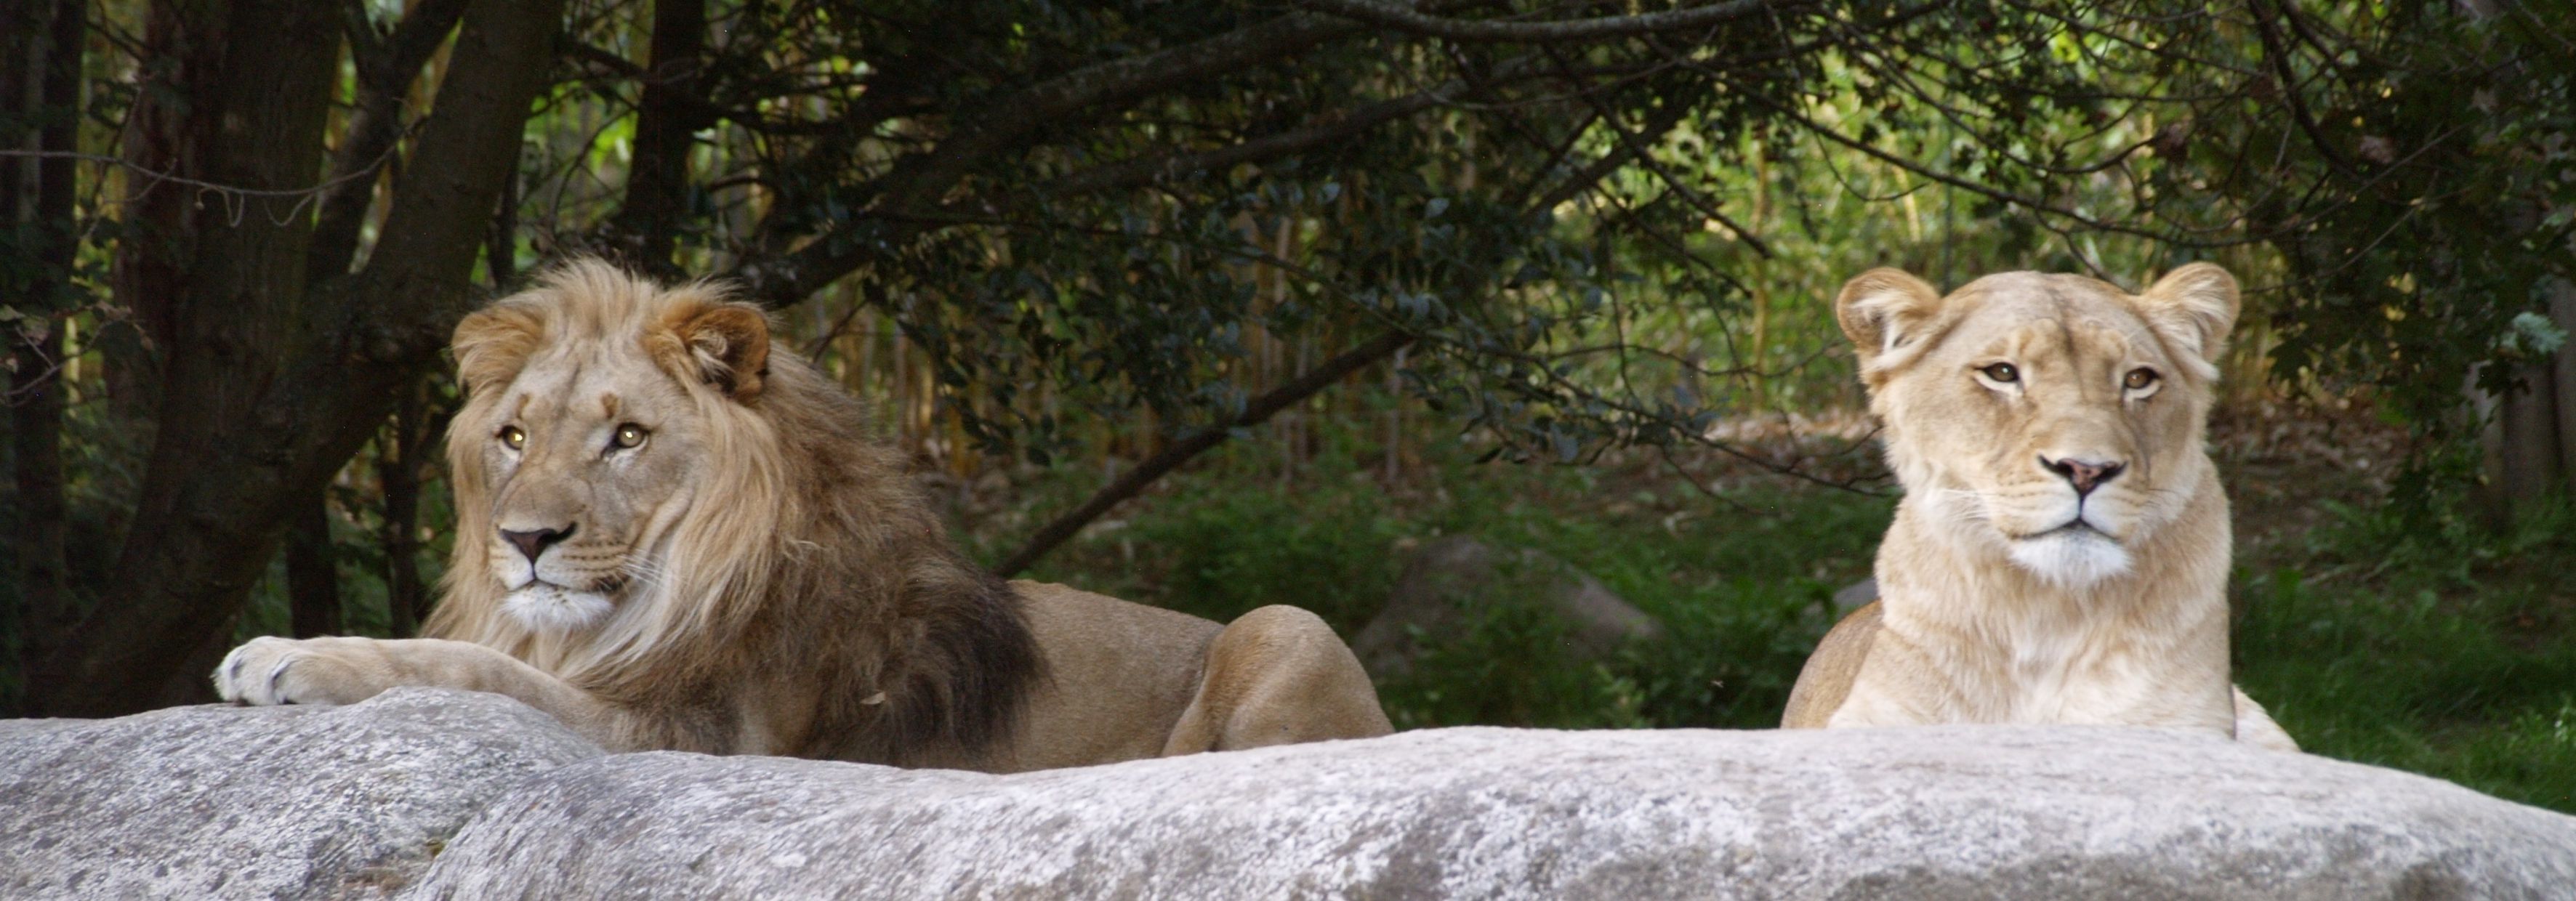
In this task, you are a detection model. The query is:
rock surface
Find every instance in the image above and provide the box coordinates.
[408,724,2576,900]
[1353,535,1663,677]
[9,689,2575,900]
[0,688,601,900]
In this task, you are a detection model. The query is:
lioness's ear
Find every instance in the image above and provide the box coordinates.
[1835,267,1946,369]
[2139,262,2239,371]
[452,304,547,395]
[651,299,772,402]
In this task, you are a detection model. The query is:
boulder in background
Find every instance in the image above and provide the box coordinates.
[1353,535,1663,678]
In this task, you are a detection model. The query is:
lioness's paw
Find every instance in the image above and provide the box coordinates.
[212,637,396,706]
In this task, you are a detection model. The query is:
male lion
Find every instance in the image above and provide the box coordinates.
[1779,263,2298,752]
[215,259,1391,770]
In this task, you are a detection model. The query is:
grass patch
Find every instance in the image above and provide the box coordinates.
[2235,496,2576,812]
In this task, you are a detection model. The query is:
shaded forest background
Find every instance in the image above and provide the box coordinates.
[2,0,2574,802]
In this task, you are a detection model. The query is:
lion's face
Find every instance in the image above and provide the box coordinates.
[446,263,773,634]
[467,347,708,630]
[1837,264,2239,587]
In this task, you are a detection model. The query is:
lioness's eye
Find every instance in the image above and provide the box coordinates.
[612,423,648,449]
[2125,368,2160,390]
[499,425,526,450]
[1980,363,2020,384]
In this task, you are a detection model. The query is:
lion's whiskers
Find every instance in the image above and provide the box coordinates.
[621,558,675,596]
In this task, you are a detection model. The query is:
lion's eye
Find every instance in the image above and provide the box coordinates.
[2125,368,2160,390]
[1980,363,2020,384]
[612,424,648,449]
[499,425,526,450]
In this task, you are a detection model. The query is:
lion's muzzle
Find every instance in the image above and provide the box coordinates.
[2038,455,2125,496]
[501,523,576,564]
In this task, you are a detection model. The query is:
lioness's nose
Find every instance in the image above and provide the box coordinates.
[2039,456,2125,497]
[500,524,575,563]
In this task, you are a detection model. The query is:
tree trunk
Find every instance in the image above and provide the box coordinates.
[4,0,85,714]
[487,159,520,284]
[2497,367,2561,495]
[377,379,450,636]
[27,0,567,716]
[84,0,344,711]
[2551,280,2576,482]
[285,491,342,637]
[605,0,706,274]
[2476,279,2576,526]
[107,1,220,391]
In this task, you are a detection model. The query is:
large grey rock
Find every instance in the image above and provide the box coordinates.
[0,688,603,900]
[405,725,2576,900]
[1354,535,1663,677]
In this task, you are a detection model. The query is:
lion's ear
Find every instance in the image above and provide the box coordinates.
[452,304,546,396]
[1835,267,1946,369]
[2139,262,2239,370]
[653,300,772,402]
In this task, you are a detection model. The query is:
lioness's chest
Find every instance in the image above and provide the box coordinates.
[1916,609,2175,724]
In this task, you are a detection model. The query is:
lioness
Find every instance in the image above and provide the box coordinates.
[216,259,1391,771]
[1780,263,2297,751]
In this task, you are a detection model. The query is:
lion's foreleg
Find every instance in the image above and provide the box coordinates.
[213,637,627,745]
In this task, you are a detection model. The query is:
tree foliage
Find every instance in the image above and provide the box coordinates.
[3,0,2572,714]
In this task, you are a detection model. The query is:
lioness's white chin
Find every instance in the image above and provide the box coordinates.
[2005,530,2133,589]
[500,583,616,634]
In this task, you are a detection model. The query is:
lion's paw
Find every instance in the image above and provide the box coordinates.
[213,636,397,706]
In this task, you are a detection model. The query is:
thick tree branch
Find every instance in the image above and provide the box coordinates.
[994,330,1417,577]
[1039,49,1561,199]
[308,0,471,284]
[1295,0,1811,44]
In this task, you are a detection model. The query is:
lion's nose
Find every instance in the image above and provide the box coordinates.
[2038,456,2125,497]
[499,524,576,563]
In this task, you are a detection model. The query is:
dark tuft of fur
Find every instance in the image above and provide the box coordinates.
[886,569,1044,763]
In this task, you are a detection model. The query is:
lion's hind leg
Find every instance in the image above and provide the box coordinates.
[1782,600,1882,728]
[1161,605,1393,755]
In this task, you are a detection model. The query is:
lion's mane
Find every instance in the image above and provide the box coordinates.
[423,260,1042,761]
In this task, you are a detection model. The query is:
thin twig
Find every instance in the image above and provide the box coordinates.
[994,330,1417,577]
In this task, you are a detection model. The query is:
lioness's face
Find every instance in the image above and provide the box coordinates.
[1837,265,2239,587]
[467,344,708,631]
